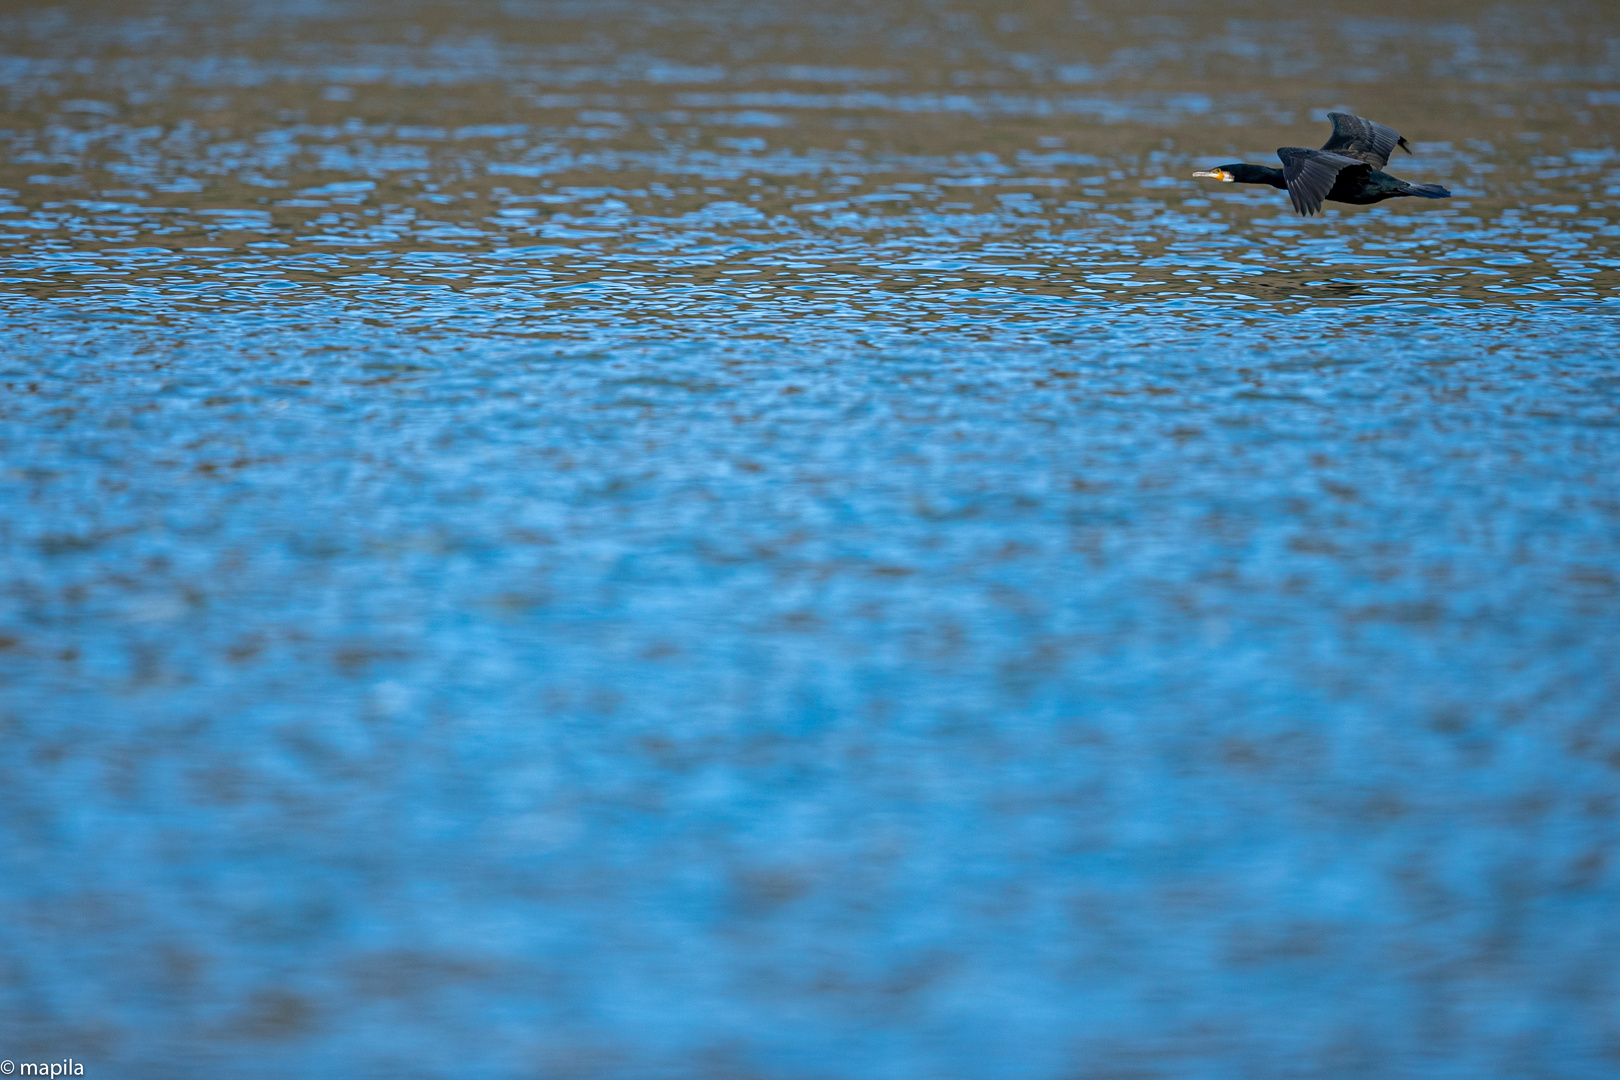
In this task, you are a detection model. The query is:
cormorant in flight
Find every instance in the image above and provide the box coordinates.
[1193,113,1450,216]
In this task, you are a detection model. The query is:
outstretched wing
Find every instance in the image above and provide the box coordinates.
[1321,112,1411,167]
[1276,148,1367,216]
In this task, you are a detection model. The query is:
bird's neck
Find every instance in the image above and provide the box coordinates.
[1247,167,1286,189]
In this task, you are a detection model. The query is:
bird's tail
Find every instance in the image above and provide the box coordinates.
[1403,183,1450,199]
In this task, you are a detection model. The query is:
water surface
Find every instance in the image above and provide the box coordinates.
[2,2,1619,1077]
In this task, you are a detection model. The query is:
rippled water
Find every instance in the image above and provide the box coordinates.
[3,2,1619,1077]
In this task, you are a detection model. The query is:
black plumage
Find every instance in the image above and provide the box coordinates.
[1318,111,1410,166]
[1194,113,1450,216]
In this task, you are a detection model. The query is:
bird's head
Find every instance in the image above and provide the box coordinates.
[1194,163,1284,184]
[1194,163,1285,189]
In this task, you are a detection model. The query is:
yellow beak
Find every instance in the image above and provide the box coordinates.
[1192,169,1232,182]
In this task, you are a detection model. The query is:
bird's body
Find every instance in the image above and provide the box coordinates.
[1194,113,1450,216]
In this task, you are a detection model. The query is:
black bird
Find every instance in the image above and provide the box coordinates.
[1193,113,1450,216]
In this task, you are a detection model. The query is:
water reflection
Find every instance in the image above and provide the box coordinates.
[2,1,1618,1078]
